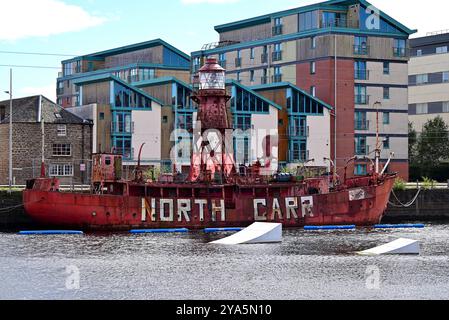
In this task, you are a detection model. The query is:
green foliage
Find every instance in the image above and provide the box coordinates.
[144,166,161,181]
[393,178,407,191]
[421,176,437,190]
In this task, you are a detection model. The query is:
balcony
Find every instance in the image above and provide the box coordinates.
[272,74,282,83]
[272,25,283,36]
[354,120,370,131]
[261,76,268,84]
[261,53,268,64]
[272,51,282,62]
[57,88,64,95]
[289,126,310,138]
[355,94,369,105]
[355,145,369,156]
[393,47,407,57]
[290,150,310,163]
[354,70,369,80]
[235,58,242,68]
[353,45,370,56]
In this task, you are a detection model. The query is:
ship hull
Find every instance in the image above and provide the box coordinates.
[23,176,395,231]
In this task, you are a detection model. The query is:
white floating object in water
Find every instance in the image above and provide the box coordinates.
[357,238,420,256]
[210,222,282,245]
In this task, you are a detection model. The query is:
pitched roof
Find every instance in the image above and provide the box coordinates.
[251,82,333,111]
[73,74,165,106]
[214,0,415,35]
[0,95,87,124]
[226,79,283,110]
[62,39,190,63]
[132,76,193,90]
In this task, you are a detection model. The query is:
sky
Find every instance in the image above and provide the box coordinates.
[0,0,446,103]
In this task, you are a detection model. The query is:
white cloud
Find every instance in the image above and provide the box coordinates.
[181,0,240,4]
[18,85,57,103]
[0,0,107,41]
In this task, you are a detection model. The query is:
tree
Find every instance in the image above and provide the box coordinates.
[408,122,418,165]
[415,116,449,173]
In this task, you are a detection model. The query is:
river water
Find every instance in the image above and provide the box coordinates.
[0,223,448,300]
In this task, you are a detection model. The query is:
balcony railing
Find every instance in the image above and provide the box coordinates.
[393,47,407,57]
[272,74,282,83]
[321,18,358,29]
[261,53,268,64]
[353,45,370,55]
[272,51,282,62]
[354,70,369,80]
[261,76,268,84]
[235,58,242,68]
[289,126,310,137]
[354,120,370,131]
[355,94,369,105]
[355,145,369,156]
[272,25,283,36]
[289,150,310,163]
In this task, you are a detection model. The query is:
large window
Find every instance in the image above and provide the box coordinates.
[113,113,132,134]
[49,164,74,177]
[416,103,428,114]
[177,112,194,131]
[355,111,368,130]
[322,11,347,28]
[114,137,132,159]
[393,39,407,57]
[416,74,429,85]
[355,85,368,104]
[113,83,152,109]
[443,72,449,83]
[234,114,251,131]
[290,116,307,137]
[231,85,269,113]
[443,102,449,113]
[355,137,368,155]
[354,60,367,80]
[354,36,368,55]
[286,88,324,115]
[298,10,318,31]
[436,46,448,54]
[52,144,71,156]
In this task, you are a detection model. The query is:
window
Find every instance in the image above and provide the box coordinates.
[311,37,316,49]
[219,53,226,68]
[52,144,71,156]
[274,17,282,26]
[383,137,390,149]
[250,48,255,60]
[416,74,429,85]
[273,17,283,35]
[354,60,367,80]
[417,49,423,56]
[355,136,367,155]
[355,164,367,176]
[262,46,268,63]
[436,46,448,54]
[262,68,268,84]
[443,102,449,113]
[57,125,67,137]
[322,11,347,28]
[236,72,241,83]
[273,67,282,82]
[355,85,367,104]
[235,50,242,67]
[443,72,449,82]
[231,86,269,113]
[54,113,62,119]
[49,164,74,177]
[250,70,255,82]
[298,10,318,31]
[383,62,390,75]
[416,103,428,114]
[354,36,368,55]
[355,111,368,130]
[310,86,316,97]
[383,112,390,125]
[273,43,282,61]
[0,106,5,122]
[162,116,168,123]
[310,61,316,74]
[99,112,105,120]
[393,39,406,57]
[383,87,390,100]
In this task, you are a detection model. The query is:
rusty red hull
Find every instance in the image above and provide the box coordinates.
[23,175,396,231]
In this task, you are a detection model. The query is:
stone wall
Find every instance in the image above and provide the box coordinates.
[0,122,92,185]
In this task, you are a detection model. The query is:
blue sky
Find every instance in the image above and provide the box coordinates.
[0,0,441,102]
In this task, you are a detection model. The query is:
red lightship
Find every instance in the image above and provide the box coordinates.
[23,59,396,231]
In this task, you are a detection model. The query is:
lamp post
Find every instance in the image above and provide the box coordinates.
[373,101,382,174]
[4,69,13,193]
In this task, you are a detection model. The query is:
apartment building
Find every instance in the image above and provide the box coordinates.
[409,32,449,132]
[0,96,92,185]
[191,0,414,180]
[57,39,191,108]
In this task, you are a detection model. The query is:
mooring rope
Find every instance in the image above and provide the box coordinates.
[388,188,422,208]
[0,203,25,213]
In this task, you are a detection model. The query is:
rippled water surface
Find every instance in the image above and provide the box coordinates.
[1,224,448,300]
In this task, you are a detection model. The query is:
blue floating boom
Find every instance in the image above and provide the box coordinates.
[374,224,425,229]
[204,228,243,233]
[130,228,189,234]
[304,225,356,231]
[19,230,84,235]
